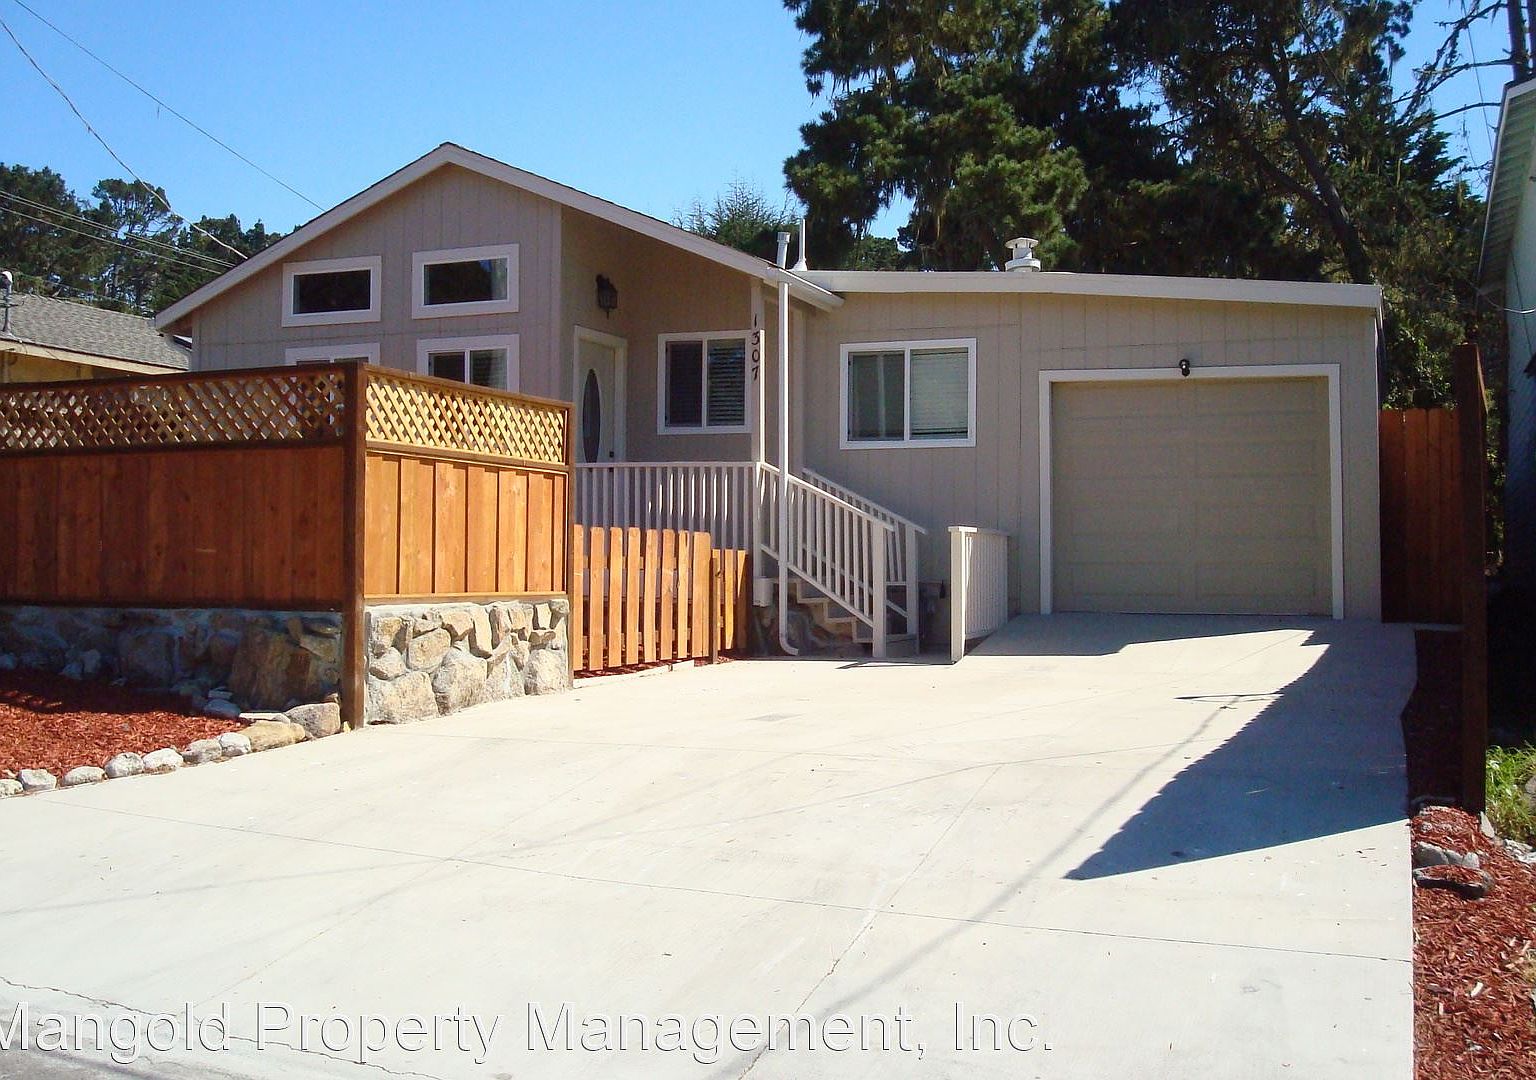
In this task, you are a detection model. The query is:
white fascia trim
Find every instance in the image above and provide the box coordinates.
[284,342,379,365]
[416,333,521,391]
[839,337,978,450]
[1478,78,1536,294]
[156,144,839,329]
[795,269,1383,313]
[1037,363,1345,621]
[656,330,754,435]
[411,242,520,319]
[280,255,381,328]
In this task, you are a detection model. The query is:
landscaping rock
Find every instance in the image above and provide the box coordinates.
[62,766,105,787]
[298,633,340,664]
[229,626,335,708]
[0,779,21,798]
[366,670,437,724]
[369,648,407,680]
[1413,841,1481,870]
[524,650,571,696]
[141,748,183,773]
[489,604,514,646]
[17,769,56,793]
[441,608,476,641]
[432,651,486,714]
[241,719,307,751]
[533,602,553,630]
[529,628,559,648]
[406,628,452,670]
[117,627,177,687]
[369,614,406,656]
[466,606,494,657]
[474,653,524,705]
[1413,866,1493,899]
[507,603,533,638]
[286,701,342,740]
[104,752,144,779]
[204,698,242,720]
[411,613,442,636]
[217,732,252,757]
[181,739,223,765]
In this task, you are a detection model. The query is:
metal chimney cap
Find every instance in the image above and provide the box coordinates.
[1004,237,1041,273]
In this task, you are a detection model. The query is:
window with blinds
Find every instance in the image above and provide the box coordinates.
[660,333,751,432]
[843,340,975,447]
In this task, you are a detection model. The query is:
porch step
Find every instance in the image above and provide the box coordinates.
[787,580,916,657]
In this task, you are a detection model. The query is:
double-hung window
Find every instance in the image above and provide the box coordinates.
[282,256,381,327]
[284,343,379,366]
[416,335,519,391]
[658,332,750,433]
[412,244,519,318]
[841,339,976,448]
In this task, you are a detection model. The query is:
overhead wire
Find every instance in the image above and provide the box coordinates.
[0,187,236,269]
[0,206,236,279]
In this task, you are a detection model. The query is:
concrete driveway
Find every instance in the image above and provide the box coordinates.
[0,614,1416,1080]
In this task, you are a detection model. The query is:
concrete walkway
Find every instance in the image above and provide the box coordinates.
[0,614,1417,1079]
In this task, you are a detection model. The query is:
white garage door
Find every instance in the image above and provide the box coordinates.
[1050,377,1333,615]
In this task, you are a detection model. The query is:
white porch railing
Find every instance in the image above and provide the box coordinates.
[574,461,922,658]
[574,462,760,551]
[949,526,1009,662]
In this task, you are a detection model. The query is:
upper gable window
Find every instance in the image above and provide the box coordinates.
[412,244,520,318]
[282,256,381,327]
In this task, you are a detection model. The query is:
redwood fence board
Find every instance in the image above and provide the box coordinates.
[1379,407,1463,623]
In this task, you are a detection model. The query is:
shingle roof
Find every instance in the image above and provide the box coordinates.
[2,292,190,370]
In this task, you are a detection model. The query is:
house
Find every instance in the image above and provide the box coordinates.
[155,143,1384,652]
[1479,77,1536,592]
[1,288,190,381]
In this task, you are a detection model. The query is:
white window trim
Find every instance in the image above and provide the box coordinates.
[411,243,520,319]
[415,334,520,391]
[656,330,754,435]
[839,337,977,449]
[283,342,380,365]
[281,255,381,327]
[1036,364,1345,620]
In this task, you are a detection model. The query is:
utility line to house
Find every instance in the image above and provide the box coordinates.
[0,206,236,279]
[0,188,236,269]
[5,0,322,212]
[0,13,250,264]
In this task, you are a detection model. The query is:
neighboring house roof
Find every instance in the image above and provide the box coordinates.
[1479,77,1536,299]
[154,142,843,330]
[793,270,1383,312]
[2,292,190,372]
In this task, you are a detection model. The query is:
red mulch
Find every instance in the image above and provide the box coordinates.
[0,669,239,778]
[1412,805,1536,1078]
[1402,629,1463,801]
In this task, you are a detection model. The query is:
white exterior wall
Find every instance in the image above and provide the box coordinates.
[799,292,1382,622]
[1505,174,1536,589]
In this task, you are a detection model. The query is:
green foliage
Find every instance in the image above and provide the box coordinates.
[0,163,280,314]
[675,179,798,262]
[1486,744,1536,845]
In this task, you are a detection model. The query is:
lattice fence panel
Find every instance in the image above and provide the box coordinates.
[365,371,566,466]
[0,369,348,453]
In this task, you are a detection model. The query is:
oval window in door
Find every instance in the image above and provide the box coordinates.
[581,368,602,463]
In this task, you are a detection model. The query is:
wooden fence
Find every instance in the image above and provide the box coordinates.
[570,525,749,673]
[0,361,572,728]
[1379,407,1463,623]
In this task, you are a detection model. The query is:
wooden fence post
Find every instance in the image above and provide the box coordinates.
[341,360,367,731]
[1453,342,1488,812]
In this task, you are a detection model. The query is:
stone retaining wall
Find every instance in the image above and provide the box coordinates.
[0,605,342,712]
[364,599,571,723]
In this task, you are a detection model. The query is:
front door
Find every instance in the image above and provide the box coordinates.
[574,328,625,464]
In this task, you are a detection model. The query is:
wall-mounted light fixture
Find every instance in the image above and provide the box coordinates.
[595,275,618,317]
[1178,357,1192,378]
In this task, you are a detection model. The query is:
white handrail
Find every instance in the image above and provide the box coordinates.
[779,475,894,657]
[949,526,1009,663]
[575,462,758,551]
[801,467,928,536]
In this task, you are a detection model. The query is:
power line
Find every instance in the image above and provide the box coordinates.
[0,13,250,264]
[5,0,322,212]
[0,206,236,279]
[0,187,235,269]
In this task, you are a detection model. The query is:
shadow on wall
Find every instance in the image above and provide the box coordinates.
[971,614,1416,879]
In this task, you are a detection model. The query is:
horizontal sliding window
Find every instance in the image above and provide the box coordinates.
[412,244,519,318]
[282,256,380,327]
[416,334,519,391]
[659,332,750,433]
[284,342,379,366]
[841,339,975,449]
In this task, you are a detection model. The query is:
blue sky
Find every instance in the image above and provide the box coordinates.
[0,0,1517,243]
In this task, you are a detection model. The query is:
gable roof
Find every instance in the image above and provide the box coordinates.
[154,143,841,329]
[4,292,190,370]
[1479,78,1536,299]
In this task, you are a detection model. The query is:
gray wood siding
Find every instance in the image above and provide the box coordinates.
[800,293,1382,620]
[185,165,564,396]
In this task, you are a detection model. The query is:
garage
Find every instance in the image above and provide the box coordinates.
[1048,374,1336,616]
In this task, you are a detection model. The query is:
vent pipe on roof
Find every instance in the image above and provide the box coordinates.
[793,218,809,271]
[775,231,791,270]
[1004,237,1041,272]
[1,270,12,335]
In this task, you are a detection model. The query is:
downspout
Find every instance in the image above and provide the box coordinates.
[775,233,798,656]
